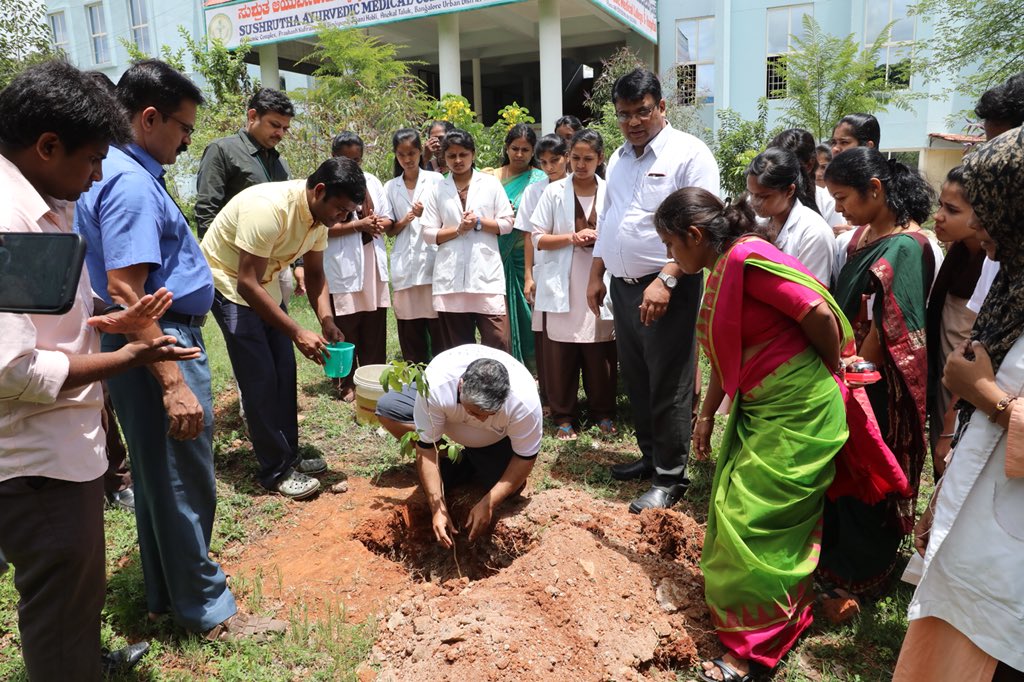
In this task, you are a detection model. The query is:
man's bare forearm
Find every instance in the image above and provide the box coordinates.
[480,455,534,512]
[238,278,301,337]
[416,444,448,515]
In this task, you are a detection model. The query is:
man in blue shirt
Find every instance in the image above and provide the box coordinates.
[76,59,284,641]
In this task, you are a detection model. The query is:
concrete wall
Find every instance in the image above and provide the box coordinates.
[45,0,202,80]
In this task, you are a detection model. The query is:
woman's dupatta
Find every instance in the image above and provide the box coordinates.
[700,237,912,504]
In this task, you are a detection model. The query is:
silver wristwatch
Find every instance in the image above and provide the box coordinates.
[657,272,678,290]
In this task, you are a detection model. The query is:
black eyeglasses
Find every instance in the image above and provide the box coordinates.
[615,105,657,124]
[160,111,195,137]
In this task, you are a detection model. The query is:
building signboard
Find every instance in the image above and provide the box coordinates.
[587,0,656,43]
[204,0,527,48]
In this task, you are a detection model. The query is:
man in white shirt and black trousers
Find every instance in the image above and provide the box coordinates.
[375,344,542,546]
[587,68,720,513]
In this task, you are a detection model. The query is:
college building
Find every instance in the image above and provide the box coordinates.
[43,0,972,181]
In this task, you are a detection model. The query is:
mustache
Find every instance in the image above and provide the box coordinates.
[177,143,189,155]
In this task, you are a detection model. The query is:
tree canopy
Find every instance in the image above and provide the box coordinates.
[911,0,1024,96]
[0,0,55,89]
[777,15,918,140]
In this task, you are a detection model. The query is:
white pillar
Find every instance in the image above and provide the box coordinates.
[472,58,483,121]
[537,0,562,134]
[437,13,462,97]
[258,43,280,89]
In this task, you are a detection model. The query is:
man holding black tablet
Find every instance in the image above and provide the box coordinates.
[0,60,198,682]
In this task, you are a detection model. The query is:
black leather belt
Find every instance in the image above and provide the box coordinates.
[616,273,657,286]
[162,309,207,327]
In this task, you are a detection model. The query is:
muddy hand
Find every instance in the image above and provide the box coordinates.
[433,508,458,548]
[465,500,493,542]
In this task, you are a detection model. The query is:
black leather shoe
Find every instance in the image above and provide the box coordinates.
[106,487,136,513]
[609,459,654,481]
[101,640,150,675]
[628,484,687,514]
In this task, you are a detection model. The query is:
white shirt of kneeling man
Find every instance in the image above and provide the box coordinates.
[413,344,542,456]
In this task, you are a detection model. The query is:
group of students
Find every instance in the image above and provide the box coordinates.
[3,49,1024,682]
[679,73,1024,682]
[280,117,622,441]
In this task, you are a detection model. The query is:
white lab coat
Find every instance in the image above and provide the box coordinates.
[530,175,607,314]
[421,169,514,296]
[771,200,837,284]
[816,185,845,228]
[907,333,1024,671]
[324,171,389,294]
[383,169,444,291]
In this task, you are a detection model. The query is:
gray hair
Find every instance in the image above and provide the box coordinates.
[460,359,510,413]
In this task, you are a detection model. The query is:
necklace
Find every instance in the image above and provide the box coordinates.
[862,223,904,246]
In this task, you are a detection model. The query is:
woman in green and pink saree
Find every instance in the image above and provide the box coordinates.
[654,188,908,682]
[483,123,547,366]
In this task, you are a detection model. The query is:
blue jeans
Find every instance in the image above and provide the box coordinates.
[102,322,236,632]
[210,292,299,489]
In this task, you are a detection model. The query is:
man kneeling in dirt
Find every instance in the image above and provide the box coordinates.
[376,344,542,547]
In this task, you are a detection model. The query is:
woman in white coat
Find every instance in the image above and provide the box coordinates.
[421,129,515,352]
[745,147,836,284]
[531,130,617,440]
[325,132,392,401]
[893,126,1024,682]
[383,128,444,363]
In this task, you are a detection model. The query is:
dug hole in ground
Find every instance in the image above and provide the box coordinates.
[224,474,716,681]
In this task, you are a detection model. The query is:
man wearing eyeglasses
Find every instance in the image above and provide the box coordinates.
[587,68,719,513]
[75,60,285,641]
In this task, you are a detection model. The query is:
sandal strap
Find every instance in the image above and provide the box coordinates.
[705,658,749,682]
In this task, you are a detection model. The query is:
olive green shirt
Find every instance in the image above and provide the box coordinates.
[194,128,290,237]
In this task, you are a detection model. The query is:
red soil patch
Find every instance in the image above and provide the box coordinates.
[224,481,717,681]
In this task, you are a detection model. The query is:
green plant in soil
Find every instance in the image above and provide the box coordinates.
[379,360,463,463]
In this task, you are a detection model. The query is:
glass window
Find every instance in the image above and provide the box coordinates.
[766,9,791,55]
[127,0,151,55]
[765,4,814,99]
[865,0,915,88]
[676,16,715,105]
[86,4,110,65]
[890,0,915,42]
[47,12,69,54]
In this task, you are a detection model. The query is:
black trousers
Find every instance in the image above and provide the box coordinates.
[211,293,298,489]
[332,308,388,391]
[609,273,701,488]
[0,475,105,682]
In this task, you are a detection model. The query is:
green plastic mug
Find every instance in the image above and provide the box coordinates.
[322,341,354,378]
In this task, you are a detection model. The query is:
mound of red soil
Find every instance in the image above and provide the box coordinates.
[224,482,716,681]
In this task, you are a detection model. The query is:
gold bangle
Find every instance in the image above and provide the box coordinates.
[989,395,1018,422]
[696,415,715,424]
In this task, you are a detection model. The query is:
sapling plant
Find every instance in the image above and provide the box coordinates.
[380,360,464,463]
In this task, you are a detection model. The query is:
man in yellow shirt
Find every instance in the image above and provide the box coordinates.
[201,157,366,498]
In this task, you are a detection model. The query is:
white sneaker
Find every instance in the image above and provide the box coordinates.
[275,470,320,500]
[295,457,327,475]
